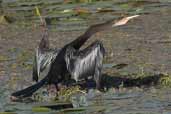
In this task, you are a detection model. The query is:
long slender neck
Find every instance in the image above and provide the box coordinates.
[68,19,114,50]
[67,15,139,50]
[39,29,49,51]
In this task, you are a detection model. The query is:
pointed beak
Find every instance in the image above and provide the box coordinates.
[112,15,140,27]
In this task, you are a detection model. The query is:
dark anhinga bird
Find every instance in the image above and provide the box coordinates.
[11,15,139,99]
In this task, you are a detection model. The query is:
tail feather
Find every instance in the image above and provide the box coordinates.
[11,76,48,98]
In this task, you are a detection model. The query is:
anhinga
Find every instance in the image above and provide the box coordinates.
[11,15,139,99]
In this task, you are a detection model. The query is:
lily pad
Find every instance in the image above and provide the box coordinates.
[33,102,73,110]
[60,107,86,113]
[32,106,51,112]
[0,112,16,114]
[0,55,9,61]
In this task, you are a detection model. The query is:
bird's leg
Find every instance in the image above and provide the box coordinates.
[47,84,58,94]
[84,77,89,92]
[55,83,60,91]
[94,66,104,92]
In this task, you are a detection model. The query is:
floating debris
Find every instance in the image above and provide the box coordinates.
[33,102,73,111]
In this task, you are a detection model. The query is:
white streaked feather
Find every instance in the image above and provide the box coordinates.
[33,48,59,80]
[65,42,105,82]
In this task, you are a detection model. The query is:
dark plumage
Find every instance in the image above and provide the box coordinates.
[32,30,59,82]
[11,15,139,99]
[65,40,105,90]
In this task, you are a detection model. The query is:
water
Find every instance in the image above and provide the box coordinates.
[2,0,171,30]
[1,87,171,114]
[1,0,171,114]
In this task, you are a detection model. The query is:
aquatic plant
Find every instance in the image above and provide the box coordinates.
[57,86,86,102]
[159,73,171,87]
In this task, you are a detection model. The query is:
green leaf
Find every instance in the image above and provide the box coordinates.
[0,112,16,114]
[32,107,51,112]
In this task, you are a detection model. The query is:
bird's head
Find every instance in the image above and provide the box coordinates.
[112,15,140,27]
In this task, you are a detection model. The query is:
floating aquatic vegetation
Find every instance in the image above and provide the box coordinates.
[0,55,9,61]
[58,107,86,114]
[33,102,73,111]
[0,15,7,24]
[159,73,171,87]
[14,50,33,70]
[32,106,51,112]
[0,112,16,114]
[34,6,43,23]
[31,87,56,102]
[57,86,86,102]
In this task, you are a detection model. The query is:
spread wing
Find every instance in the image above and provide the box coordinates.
[33,48,59,82]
